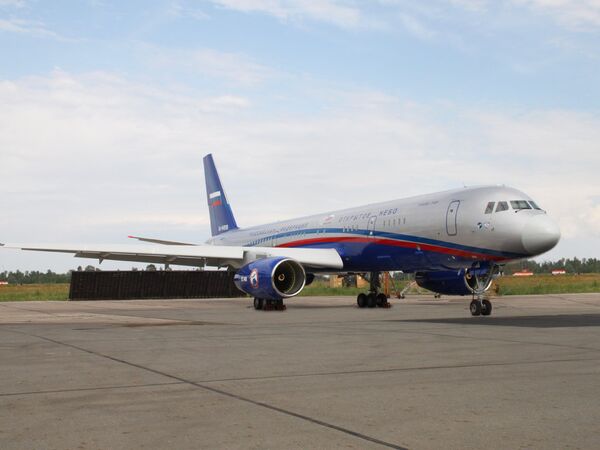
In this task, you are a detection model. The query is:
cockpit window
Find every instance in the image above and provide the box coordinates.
[510,200,532,210]
[496,201,509,212]
[529,201,542,210]
[485,202,495,214]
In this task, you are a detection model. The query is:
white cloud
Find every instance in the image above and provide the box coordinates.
[398,13,437,40]
[0,0,25,7]
[140,45,276,86]
[168,1,211,20]
[0,17,60,38]
[513,0,600,30]
[210,0,364,29]
[447,0,488,12]
[0,70,599,270]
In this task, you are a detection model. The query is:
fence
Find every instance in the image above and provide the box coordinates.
[69,270,243,300]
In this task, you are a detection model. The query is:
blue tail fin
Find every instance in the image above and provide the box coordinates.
[203,154,239,236]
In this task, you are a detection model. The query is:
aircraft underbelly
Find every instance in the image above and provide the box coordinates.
[295,239,490,272]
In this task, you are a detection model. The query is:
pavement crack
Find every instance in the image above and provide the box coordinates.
[0,381,184,397]
[193,356,600,383]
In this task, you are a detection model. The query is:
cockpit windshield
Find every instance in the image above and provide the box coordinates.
[485,199,543,213]
[528,201,543,210]
[496,201,509,212]
[510,200,532,210]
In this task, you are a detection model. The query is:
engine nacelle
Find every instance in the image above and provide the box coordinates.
[234,257,306,300]
[415,269,493,296]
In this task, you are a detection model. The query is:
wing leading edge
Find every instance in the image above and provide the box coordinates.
[1,243,343,270]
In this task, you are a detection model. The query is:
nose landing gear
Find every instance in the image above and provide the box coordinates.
[467,266,498,316]
[356,272,391,309]
[469,298,492,316]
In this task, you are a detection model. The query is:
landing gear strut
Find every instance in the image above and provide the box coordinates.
[356,272,391,309]
[253,298,286,311]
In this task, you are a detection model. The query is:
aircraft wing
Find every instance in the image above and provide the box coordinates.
[0,243,344,270]
[127,235,195,246]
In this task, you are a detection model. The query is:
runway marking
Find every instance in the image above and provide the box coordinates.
[0,381,184,398]
[8,329,408,450]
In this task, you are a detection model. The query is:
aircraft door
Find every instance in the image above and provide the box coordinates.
[367,216,377,238]
[446,201,460,236]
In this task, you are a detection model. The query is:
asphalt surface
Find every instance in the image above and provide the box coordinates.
[1,293,599,449]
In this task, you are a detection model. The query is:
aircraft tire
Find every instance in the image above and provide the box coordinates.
[367,293,377,308]
[357,293,367,308]
[253,297,264,310]
[470,299,481,316]
[376,293,388,307]
[481,299,492,316]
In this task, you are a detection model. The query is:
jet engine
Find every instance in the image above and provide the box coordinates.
[415,268,494,296]
[234,257,306,300]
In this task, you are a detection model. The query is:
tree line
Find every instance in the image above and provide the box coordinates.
[0,270,71,284]
[504,257,600,274]
[0,264,166,284]
[1,258,599,284]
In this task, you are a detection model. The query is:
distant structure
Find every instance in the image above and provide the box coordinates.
[329,275,369,289]
[513,270,534,277]
[551,269,567,275]
[0,281,8,285]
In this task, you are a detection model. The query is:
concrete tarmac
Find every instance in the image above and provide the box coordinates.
[1,294,599,449]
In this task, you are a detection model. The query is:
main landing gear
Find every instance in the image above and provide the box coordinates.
[253,298,286,311]
[356,272,391,309]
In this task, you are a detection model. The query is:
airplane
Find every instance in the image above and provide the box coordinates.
[1,154,560,316]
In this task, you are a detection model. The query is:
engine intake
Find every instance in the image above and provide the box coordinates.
[234,257,306,300]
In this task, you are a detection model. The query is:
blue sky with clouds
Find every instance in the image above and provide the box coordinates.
[1,0,599,271]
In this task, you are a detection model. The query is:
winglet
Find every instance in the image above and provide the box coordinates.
[203,154,239,236]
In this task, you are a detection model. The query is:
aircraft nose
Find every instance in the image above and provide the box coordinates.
[521,214,561,256]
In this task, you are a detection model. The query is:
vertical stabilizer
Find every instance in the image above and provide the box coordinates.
[203,154,239,236]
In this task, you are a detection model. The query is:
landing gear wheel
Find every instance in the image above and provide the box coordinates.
[357,293,367,308]
[470,299,482,316]
[253,298,264,310]
[275,299,286,311]
[367,293,377,308]
[481,299,492,316]
[262,299,286,311]
[376,293,389,308]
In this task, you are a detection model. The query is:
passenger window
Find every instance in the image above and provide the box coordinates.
[496,201,509,212]
[485,202,495,214]
[510,200,532,210]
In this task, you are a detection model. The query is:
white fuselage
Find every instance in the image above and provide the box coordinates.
[207,185,560,272]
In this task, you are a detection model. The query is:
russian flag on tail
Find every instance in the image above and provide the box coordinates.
[209,190,223,207]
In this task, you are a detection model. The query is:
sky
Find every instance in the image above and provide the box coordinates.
[1,0,599,272]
